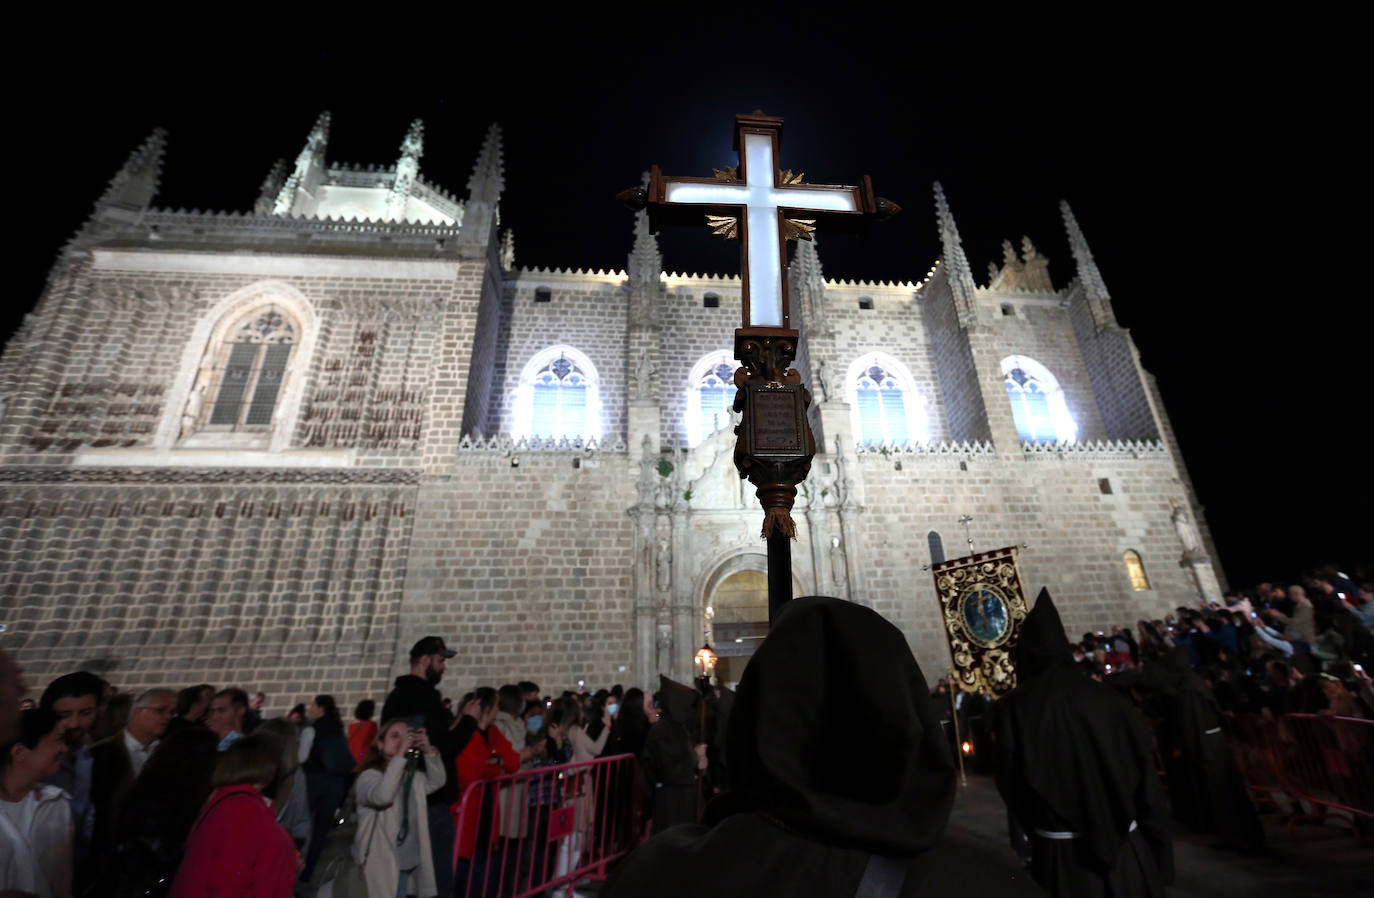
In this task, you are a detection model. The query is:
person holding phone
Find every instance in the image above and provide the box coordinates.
[352,717,446,898]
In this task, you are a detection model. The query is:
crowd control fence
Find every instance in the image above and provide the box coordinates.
[1226,713,1374,838]
[450,753,644,898]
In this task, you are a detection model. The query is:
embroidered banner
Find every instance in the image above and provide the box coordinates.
[931,545,1030,696]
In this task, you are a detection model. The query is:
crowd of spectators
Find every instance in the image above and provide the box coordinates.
[1067,565,1374,719]
[0,636,691,898]
[3,563,1369,897]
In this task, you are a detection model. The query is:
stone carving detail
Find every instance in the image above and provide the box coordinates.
[301,329,426,450]
[31,381,166,451]
[815,358,833,403]
[0,467,422,485]
[634,350,657,401]
[829,537,848,592]
[656,622,674,673]
[180,372,209,440]
[1171,500,1203,559]
[656,539,672,593]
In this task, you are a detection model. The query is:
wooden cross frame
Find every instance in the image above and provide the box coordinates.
[622,112,897,621]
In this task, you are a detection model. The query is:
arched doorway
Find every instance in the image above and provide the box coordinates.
[710,569,769,688]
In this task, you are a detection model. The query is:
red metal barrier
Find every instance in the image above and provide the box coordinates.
[1227,713,1374,835]
[450,753,644,898]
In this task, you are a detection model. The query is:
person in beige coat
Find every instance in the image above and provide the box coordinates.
[352,718,447,898]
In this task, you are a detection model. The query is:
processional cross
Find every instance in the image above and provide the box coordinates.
[621,112,898,622]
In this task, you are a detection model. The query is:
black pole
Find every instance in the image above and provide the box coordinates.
[767,529,792,625]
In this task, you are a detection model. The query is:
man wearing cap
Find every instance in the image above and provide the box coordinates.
[383,636,479,897]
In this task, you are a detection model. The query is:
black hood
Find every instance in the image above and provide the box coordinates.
[658,675,700,727]
[1013,588,1073,678]
[726,596,955,856]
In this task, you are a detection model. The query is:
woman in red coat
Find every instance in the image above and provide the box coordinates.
[170,732,298,898]
[347,699,379,771]
[453,689,520,897]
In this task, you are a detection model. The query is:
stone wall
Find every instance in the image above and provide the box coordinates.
[0,256,461,465]
[989,295,1108,441]
[920,271,992,443]
[0,471,417,701]
[825,284,951,443]
[1067,287,1160,441]
[396,451,636,693]
[489,274,631,440]
[853,447,1197,677]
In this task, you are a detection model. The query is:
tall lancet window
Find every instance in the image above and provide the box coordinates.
[514,345,603,441]
[685,351,738,447]
[1124,550,1151,591]
[1001,354,1078,444]
[844,352,926,447]
[205,305,298,430]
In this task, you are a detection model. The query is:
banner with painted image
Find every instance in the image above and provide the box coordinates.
[931,545,1030,696]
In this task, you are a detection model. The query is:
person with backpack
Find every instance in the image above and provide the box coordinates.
[300,694,354,880]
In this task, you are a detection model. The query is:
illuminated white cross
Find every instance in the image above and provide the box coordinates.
[656,120,864,329]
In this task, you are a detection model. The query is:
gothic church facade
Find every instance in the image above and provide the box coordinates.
[0,115,1223,697]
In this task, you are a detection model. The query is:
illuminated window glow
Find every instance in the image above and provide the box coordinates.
[513,345,602,441]
[1001,354,1077,444]
[1124,550,1151,591]
[685,351,738,447]
[844,352,927,447]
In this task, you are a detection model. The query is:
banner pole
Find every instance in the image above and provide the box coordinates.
[949,671,967,788]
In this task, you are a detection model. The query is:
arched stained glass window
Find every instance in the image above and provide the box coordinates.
[685,352,737,447]
[1124,550,1150,591]
[855,364,910,447]
[206,305,298,430]
[513,345,602,441]
[1001,355,1077,444]
[844,352,927,448]
[531,354,587,438]
[928,530,945,564]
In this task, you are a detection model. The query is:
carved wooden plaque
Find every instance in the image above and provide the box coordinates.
[931,546,1030,696]
[745,385,806,456]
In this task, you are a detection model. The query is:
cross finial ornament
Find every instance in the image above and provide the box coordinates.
[958,514,975,556]
[643,113,891,330]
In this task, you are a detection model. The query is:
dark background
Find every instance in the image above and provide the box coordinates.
[5,7,1367,589]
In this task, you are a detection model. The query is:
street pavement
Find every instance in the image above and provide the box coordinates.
[946,772,1373,897]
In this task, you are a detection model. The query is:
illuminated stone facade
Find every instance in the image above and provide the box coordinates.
[0,117,1222,703]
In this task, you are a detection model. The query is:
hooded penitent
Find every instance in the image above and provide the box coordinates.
[726,595,955,854]
[995,588,1173,892]
[605,597,1044,898]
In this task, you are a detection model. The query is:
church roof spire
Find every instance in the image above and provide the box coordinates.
[387,118,425,221]
[791,234,830,335]
[793,233,825,295]
[628,172,661,286]
[933,181,978,326]
[1060,200,1110,302]
[254,158,287,216]
[274,110,331,215]
[98,127,167,212]
[460,123,504,245]
[466,123,504,204]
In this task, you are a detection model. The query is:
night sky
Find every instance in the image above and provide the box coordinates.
[6,8,1367,589]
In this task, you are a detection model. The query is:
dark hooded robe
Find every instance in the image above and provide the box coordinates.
[640,675,701,831]
[993,589,1174,897]
[606,596,1043,898]
[1153,646,1264,850]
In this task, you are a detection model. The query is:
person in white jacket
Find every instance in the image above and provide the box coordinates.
[352,718,447,898]
[1,708,74,898]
